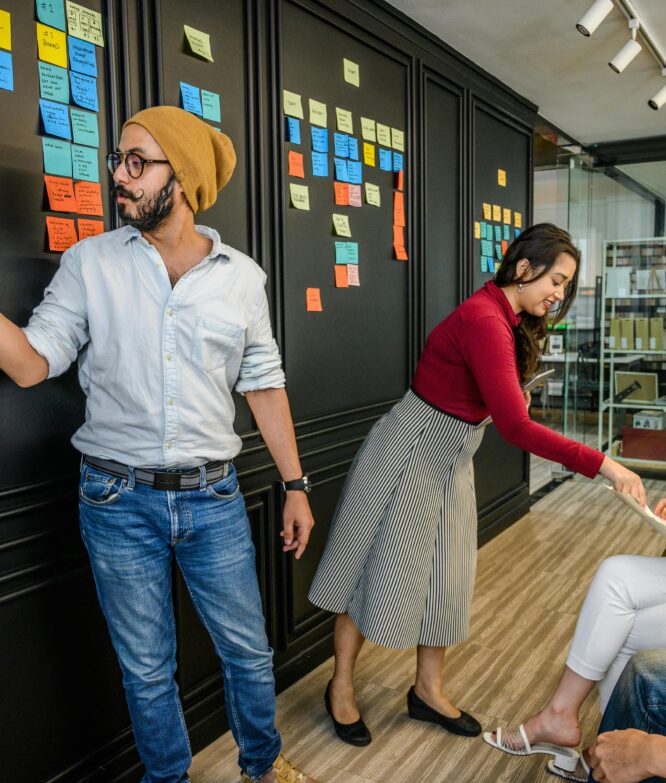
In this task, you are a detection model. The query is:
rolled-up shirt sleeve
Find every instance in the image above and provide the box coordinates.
[234,273,286,394]
[22,246,89,379]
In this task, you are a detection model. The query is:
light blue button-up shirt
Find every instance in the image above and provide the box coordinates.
[23,225,286,468]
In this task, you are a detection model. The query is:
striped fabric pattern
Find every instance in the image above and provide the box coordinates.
[308,390,485,649]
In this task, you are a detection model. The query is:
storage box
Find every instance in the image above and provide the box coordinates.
[650,318,665,351]
[620,318,634,350]
[635,318,649,351]
[622,427,666,461]
[632,410,665,430]
[609,318,621,349]
[547,380,563,396]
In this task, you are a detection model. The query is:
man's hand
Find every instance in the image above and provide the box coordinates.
[655,498,666,519]
[280,492,315,560]
[589,729,665,783]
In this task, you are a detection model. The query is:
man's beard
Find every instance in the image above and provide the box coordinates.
[113,174,176,232]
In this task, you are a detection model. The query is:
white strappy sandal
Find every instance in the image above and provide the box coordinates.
[483,724,580,773]
[547,754,591,782]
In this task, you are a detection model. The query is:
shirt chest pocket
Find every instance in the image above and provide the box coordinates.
[191,317,245,374]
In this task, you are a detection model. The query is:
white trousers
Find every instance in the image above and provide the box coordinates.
[565,555,666,712]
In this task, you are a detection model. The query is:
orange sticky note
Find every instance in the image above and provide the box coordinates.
[394,243,408,261]
[501,239,508,255]
[306,287,322,312]
[334,181,349,206]
[393,225,404,247]
[44,175,78,212]
[78,218,104,238]
[288,150,304,179]
[393,192,405,227]
[334,265,349,288]
[347,264,360,286]
[396,170,404,191]
[74,181,104,216]
[46,216,77,251]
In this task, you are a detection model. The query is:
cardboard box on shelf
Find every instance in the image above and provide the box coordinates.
[609,318,621,349]
[632,410,665,430]
[635,318,649,351]
[622,427,666,461]
[620,318,634,350]
[650,318,665,351]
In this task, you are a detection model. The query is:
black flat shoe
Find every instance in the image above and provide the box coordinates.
[407,686,481,737]
[324,680,372,746]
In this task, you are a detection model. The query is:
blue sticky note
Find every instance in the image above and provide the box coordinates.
[310,126,327,152]
[0,51,13,92]
[71,108,99,148]
[70,72,98,112]
[40,99,72,140]
[36,0,66,31]
[287,117,301,144]
[38,62,69,103]
[71,144,99,182]
[334,133,349,158]
[42,137,72,177]
[494,225,502,242]
[348,137,359,161]
[495,244,502,260]
[393,151,403,172]
[480,257,487,273]
[334,241,349,264]
[514,227,521,239]
[201,90,221,123]
[180,82,203,116]
[311,151,328,177]
[347,160,362,185]
[346,242,359,264]
[379,148,392,171]
[67,36,97,77]
[503,224,510,241]
[334,157,349,182]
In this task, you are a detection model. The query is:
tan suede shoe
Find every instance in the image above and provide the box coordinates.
[240,752,319,783]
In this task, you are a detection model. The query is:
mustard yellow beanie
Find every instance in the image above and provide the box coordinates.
[123,106,236,214]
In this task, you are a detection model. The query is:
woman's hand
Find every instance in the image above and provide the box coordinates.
[655,499,666,520]
[523,390,531,409]
[600,457,646,507]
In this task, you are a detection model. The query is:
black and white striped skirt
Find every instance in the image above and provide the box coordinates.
[308,389,485,649]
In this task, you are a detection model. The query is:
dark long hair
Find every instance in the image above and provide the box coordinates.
[494,223,580,382]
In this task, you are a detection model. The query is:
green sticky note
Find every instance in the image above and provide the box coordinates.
[201,89,221,123]
[70,108,99,147]
[184,24,213,62]
[42,137,72,177]
[72,143,99,181]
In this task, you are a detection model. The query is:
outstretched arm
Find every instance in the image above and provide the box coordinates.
[0,314,49,387]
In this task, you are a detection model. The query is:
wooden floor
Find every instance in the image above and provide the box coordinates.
[190,475,666,783]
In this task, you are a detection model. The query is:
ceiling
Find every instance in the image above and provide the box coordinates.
[386,0,666,145]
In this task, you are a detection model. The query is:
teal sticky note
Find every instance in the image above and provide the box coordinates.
[201,90,221,123]
[70,72,98,112]
[36,0,66,32]
[494,224,502,242]
[392,152,403,172]
[71,108,99,147]
[72,144,99,182]
[68,37,97,77]
[335,241,349,264]
[180,82,203,116]
[503,224,510,241]
[42,137,72,177]
[346,242,359,264]
[481,239,492,257]
[495,243,502,260]
[481,257,487,273]
[39,62,69,103]
[40,98,71,139]
[0,51,13,92]
[479,221,486,240]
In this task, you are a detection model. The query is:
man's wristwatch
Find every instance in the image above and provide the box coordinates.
[281,475,312,494]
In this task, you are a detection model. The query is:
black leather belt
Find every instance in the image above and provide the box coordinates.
[83,456,231,491]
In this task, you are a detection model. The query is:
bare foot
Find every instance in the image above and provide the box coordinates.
[413,684,462,719]
[491,704,581,750]
[329,678,361,724]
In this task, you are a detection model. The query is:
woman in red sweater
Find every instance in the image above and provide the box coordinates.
[308,223,645,746]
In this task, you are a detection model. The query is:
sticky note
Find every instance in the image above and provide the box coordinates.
[311,151,328,177]
[40,98,71,139]
[363,143,375,167]
[364,182,380,207]
[0,50,12,91]
[495,243,502,260]
[480,257,487,273]
[379,148,392,171]
[74,180,103,215]
[391,129,404,152]
[393,226,407,261]
[376,124,391,147]
[37,1,65,31]
[283,89,304,119]
[492,204,501,222]
[503,224,510,241]
[515,212,522,229]
[346,242,359,264]
[71,108,99,147]
[334,181,349,206]
[46,215,77,251]
[71,144,99,181]
[514,227,521,239]
[37,22,67,68]
[309,98,327,127]
[480,222,487,240]
[180,82,202,115]
[360,117,376,142]
[332,214,351,237]
[335,241,349,264]
[498,169,506,187]
[348,184,362,207]
[336,107,353,134]
[67,36,96,76]
[392,152,403,172]
[483,203,491,220]
[348,138,359,161]
[288,150,304,178]
[396,170,404,191]
[474,221,481,239]
[347,264,360,286]
[347,160,362,185]
[0,9,11,50]
[42,137,72,176]
[334,158,349,183]
[311,126,327,152]
[289,183,309,210]
[503,208,511,224]
[183,24,213,61]
[65,1,104,47]
[306,288,322,312]
[501,239,508,255]
[494,225,502,242]
[334,265,348,288]
[38,62,69,102]
[70,71,98,111]
[287,117,301,144]
[78,218,104,238]
[44,174,77,212]
[201,90,221,123]
[394,192,405,227]
[343,58,359,87]
[334,133,349,158]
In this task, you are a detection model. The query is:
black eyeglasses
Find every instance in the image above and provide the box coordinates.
[106,151,170,179]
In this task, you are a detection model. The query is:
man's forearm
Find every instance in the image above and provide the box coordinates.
[0,314,49,387]
[245,388,303,480]
[646,734,666,778]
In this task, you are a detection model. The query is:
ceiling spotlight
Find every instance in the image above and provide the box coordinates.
[648,69,666,110]
[609,19,642,73]
[577,0,614,37]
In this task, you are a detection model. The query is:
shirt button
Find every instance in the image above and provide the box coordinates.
[154,263,160,270]
[165,353,172,362]
[168,399,174,406]
[168,309,174,317]
[166,442,172,449]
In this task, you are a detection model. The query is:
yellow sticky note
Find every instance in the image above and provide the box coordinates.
[332,213,351,237]
[515,211,522,229]
[336,107,353,134]
[482,203,491,221]
[290,183,310,210]
[363,142,375,167]
[503,208,512,224]
[492,204,501,222]
[364,182,380,207]
[36,22,67,68]
[376,123,391,147]
[183,25,213,62]
[474,221,481,239]
[361,117,376,142]
[391,128,404,152]
[283,90,304,119]
[343,58,359,87]
[309,98,327,127]
[66,1,104,47]
[498,169,507,187]
[0,10,11,51]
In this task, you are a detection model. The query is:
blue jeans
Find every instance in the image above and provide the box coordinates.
[78,462,281,783]
[593,649,666,783]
